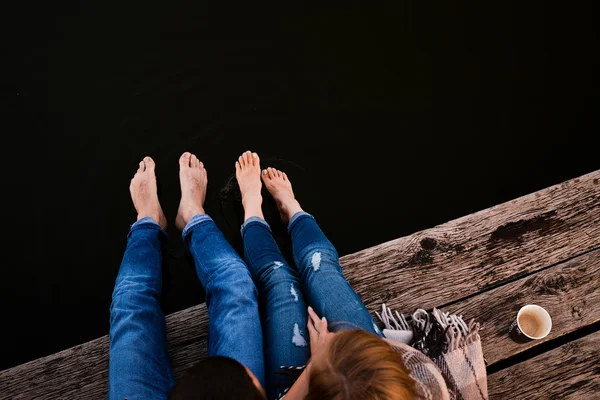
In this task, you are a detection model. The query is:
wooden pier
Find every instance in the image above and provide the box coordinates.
[1,170,598,399]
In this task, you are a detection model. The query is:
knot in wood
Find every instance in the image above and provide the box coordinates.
[420,237,437,250]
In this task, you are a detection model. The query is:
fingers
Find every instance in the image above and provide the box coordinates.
[320,316,329,335]
[308,306,321,328]
[307,317,318,339]
[308,306,329,335]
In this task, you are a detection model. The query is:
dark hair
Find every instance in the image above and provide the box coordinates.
[169,356,266,400]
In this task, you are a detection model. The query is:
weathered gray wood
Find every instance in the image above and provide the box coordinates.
[346,170,600,316]
[0,304,210,400]
[1,170,598,399]
[166,304,209,377]
[0,335,110,400]
[445,249,600,366]
[488,330,600,399]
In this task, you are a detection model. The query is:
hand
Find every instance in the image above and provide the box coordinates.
[307,306,333,363]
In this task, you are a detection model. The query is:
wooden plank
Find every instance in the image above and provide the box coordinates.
[0,335,109,400]
[0,304,209,400]
[345,170,600,316]
[1,170,598,399]
[166,304,209,377]
[488,330,600,399]
[445,249,600,366]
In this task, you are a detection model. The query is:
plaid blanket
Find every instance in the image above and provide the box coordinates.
[377,305,488,400]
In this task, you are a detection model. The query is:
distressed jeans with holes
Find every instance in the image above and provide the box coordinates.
[109,215,265,400]
[242,212,382,399]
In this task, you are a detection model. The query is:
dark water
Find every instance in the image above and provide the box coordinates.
[2,2,598,369]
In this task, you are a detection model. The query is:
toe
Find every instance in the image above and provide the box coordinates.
[283,172,289,181]
[268,167,275,179]
[143,156,155,170]
[251,152,259,166]
[239,154,245,167]
[179,152,191,168]
[243,151,252,165]
[191,154,198,168]
[236,161,241,171]
[261,169,268,178]
[276,169,282,178]
[137,161,145,173]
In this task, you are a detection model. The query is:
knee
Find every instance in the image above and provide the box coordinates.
[112,277,160,306]
[109,283,163,334]
[207,262,258,296]
[256,260,301,285]
[296,243,339,273]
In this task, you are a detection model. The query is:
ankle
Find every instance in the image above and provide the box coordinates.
[278,199,303,221]
[243,205,264,221]
[242,193,262,208]
[138,213,156,224]
[186,206,205,220]
[244,209,265,222]
[138,210,167,230]
[138,209,160,224]
[243,194,264,221]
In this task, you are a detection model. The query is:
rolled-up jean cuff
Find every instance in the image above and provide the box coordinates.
[287,211,314,233]
[241,216,271,234]
[182,214,214,240]
[129,216,167,237]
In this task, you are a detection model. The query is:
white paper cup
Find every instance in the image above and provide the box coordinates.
[509,305,552,343]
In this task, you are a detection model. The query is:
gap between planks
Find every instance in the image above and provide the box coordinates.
[1,170,598,399]
[488,330,600,399]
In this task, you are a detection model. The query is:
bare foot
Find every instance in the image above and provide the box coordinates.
[261,167,303,224]
[176,152,208,231]
[235,150,264,221]
[129,156,167,229]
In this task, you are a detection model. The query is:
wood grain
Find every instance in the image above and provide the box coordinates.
[165,303,209,377]
[0,335,110,400]
[488,330,600,399]
[1,170,598,399]
[0,304,210,400]
[344,170,600,316]
[446,249,600,366]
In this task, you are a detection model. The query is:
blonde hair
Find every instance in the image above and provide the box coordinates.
[307,330,415,400]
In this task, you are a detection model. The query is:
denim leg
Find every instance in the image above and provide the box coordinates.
[288,212,383,337]
[109,217,175,400]
[183,214,265,387]
[242,218,310,400]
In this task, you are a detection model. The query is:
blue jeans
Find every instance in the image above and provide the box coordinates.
[109,215,264,400]
[242,212,381,399]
